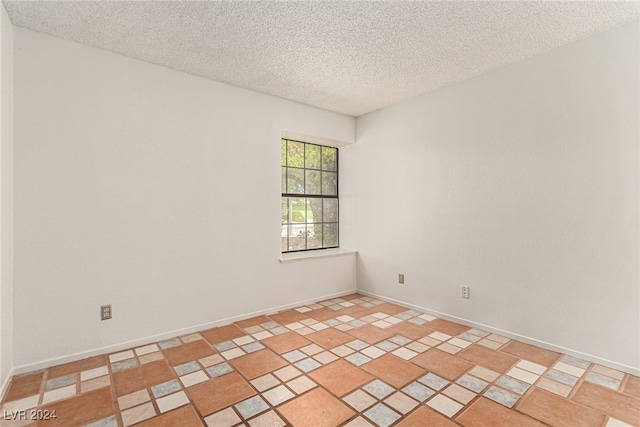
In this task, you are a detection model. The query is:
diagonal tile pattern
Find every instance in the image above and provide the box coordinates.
[1,293,638,426]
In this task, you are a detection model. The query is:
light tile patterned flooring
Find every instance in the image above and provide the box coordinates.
[2,294,639,426]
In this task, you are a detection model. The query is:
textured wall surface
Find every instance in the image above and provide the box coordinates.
[343,22,639,371]
[12,28,356,369]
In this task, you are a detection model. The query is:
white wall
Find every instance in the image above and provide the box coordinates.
[0,4,14,392]
[343,21,639,371]
[13,28,356,369]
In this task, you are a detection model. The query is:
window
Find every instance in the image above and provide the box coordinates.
[281,139,338,252]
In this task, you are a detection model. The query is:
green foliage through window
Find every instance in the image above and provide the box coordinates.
[281,139,338,252]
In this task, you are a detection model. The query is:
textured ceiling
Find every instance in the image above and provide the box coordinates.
[4,1,640,116]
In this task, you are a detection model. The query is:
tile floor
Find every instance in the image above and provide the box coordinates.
[2,294,639,427]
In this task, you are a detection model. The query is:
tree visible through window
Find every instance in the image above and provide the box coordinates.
[281,139,338,252]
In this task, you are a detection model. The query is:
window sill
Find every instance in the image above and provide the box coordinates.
[279,248,357,263]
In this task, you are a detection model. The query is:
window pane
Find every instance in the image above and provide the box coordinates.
[281,167,287,194]
[322,172,337,196]
[289,197,306,222]
[305,144,321,169]
[281,197,289,222]
[287,140,304,167]
[281,139,287,166]
[308,198,323,223]
[281,234,288,252]
[287,168,304,194]
[323,223,338,247]
[308,224,322,249]
[322,146,337,171]
[305,170,321,195]
[323,198,338,222]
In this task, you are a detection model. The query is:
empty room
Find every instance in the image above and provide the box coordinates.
[0,1,638,426]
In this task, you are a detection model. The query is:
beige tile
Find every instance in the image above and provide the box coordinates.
[2,394,40,412]
[80,365,109,381]
[517,360,547,375]
[156,390,189,413]
[118,389,150,410]
[592,365,625,381]
[554,361,585,378]
[314,351,340,365]
[442,383,476,404]
[536,377,572,397]
[250,374,280,392]
[300,343,324,356]
[426,394,463,418]
[199,354,224,367]
[343,389,377,412]
[135,344,160,356]
[437,343,462,354]
[121,402,156,427]
[181,333,204,343]
[405,341,430,353]
[507,367,539,384]
[204,407,241,427]
[287,376,317,394]
[274,365,302,382]
[42,384,76,404]
[249,410,286,427]
[80,375,111,393]
[384,391,419,414]
[180,370,209,387]
[361,346,386,359]
[109,350,135,363]
[469,365,500,383]
[138,352,164,364]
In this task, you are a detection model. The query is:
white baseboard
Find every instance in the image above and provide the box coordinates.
[358,290,640,377]
[13,288,357,375]
[0,367,15,403]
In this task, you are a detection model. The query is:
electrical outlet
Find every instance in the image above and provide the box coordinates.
[101,304,112,320]
[461,286,470,299]
[398,273,404,284]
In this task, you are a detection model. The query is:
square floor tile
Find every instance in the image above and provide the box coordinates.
[456,374,489,393]
[314,351,339,365]
[206,362,234,379]
[361,346,386,359]
[426,394,463,418]
[248,410,286,427]
[250,374,280,392]
[273,365,302,382]
[518,388,606,426]
[401,382,435,402]
[262,385,295,406]
[484,386,519,408]
[418,372,449,391]
[412,349,473,381]
[277,387,355,427]
[456,397,544,427]
[363,379,396,399]
[231,349,288,380]
[442,383,476,404]
[383,392,419,414]
[362,354,424,388]
[536,377,572,397]
[286,376,317,394]
[553,361,585,377]
[343,389,377,412]
[295,358,322,373]
[363,403,401,427]
[180,370,209,388]
[121,402,156,427]
[189,372,255,416]
[308,359,373,396]
[156,390,189,413]
[235,395,269,419]
[203,407,241,427]
[572,381,640,425]
[497,375,530,395]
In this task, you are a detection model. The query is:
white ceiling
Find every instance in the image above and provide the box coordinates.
[4,1,640,117]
